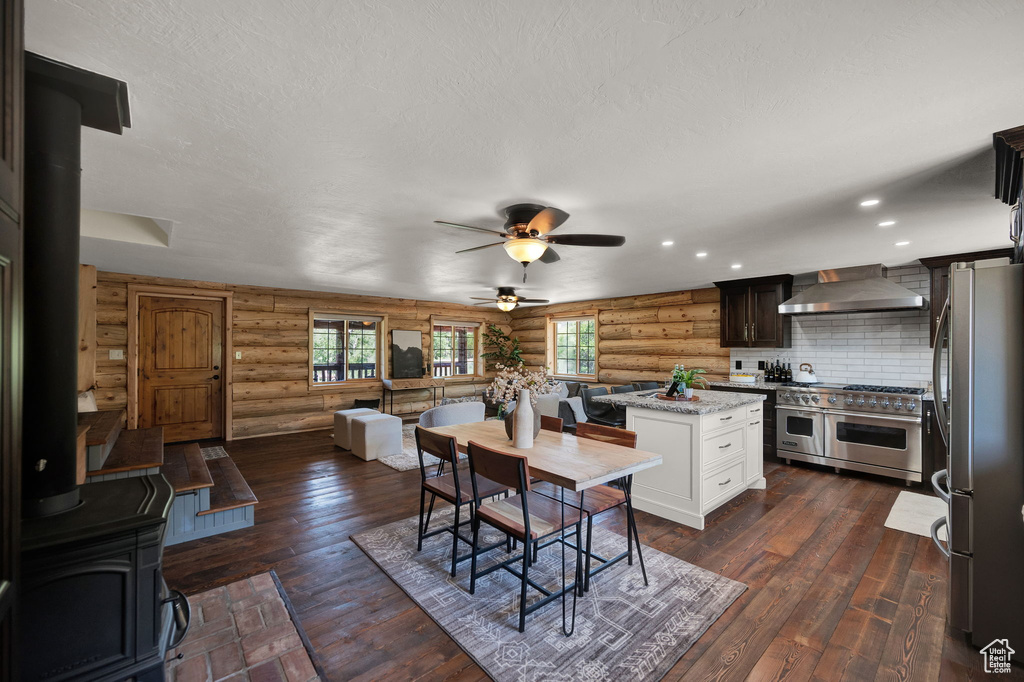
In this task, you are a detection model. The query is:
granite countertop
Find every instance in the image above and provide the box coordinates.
[592,389,766,415]
[707,379,785,391]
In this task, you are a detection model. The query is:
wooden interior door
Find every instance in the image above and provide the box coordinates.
[139,296,224,442]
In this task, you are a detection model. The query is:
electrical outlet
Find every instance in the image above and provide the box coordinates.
[109,349,124,360]
[235,351,242,360]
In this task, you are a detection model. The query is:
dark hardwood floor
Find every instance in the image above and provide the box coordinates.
[163,430,1020,681]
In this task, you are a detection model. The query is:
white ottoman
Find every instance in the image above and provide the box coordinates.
[351,413,403,461]
[333,408,378,450]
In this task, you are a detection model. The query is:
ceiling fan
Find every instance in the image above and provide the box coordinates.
[436,203,626,281]
[470,286,549,312]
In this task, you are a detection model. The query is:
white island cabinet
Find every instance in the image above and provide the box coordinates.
[592,389,766,530]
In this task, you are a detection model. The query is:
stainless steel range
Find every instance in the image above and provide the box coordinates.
[776,382,925,482]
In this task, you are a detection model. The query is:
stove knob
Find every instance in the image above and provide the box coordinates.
[800,395,810,403]
[827,395,837,404]
[811,394,820,403]
[855,397,865,406]
[844,396,854,406]
[868,397,877,407]
[881,398,890,408]
[907,400,917,411]
[895,398,903,410]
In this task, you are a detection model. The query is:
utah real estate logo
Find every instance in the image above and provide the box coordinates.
[980,639,1015,674]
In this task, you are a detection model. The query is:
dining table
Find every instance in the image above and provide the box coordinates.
[425,420,663,634]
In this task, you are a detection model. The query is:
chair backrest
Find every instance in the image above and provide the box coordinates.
[414,426,459,482]
[581,386,610,418]
[540,415,563,432]
[467,440,530,493]
[611,384,635,394]
[575,422,637,448]
[418,401,486,428]
[632,381,659,391]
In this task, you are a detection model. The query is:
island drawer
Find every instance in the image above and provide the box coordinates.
[746,403,766,420]
[701,455,746,512]
[701,406,746,434]
[702,424,745,466]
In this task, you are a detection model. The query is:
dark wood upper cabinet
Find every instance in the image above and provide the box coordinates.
[714,274,793,348]
[919,248,1013,347]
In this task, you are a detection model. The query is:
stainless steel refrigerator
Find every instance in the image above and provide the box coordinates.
[931,258,1024,648]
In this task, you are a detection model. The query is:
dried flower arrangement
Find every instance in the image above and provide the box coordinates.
[488,363,553,412]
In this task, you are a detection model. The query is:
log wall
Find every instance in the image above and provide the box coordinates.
[508,287,729,385]
[93,270,509,439]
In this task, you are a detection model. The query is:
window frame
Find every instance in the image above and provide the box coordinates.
[308,311,388,388]
[547,313,598,380]
[430,318,482,379]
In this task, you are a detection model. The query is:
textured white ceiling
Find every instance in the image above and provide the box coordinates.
[26,0,1024,306]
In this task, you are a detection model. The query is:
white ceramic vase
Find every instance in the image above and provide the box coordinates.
[512,388,534,448]
[683,386,695,399]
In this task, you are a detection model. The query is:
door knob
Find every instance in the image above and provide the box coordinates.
[212,375,220,380]
[214,365,220,370]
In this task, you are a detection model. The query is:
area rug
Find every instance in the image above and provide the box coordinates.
[200,445,230,460]
[351,508,746,681]
[165,571,324,682]
[378,424,466,472]
[885,490,947,541]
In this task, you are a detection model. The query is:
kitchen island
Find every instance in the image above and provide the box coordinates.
[593,389,766,530]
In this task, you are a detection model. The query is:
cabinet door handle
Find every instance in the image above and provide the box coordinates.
[719,442,732,449]
[719,478,732,486]
[720,415,733,421]
[743,323,748,342]
[750,420,760,426]
[750,408,760,413]
[751,321,756,340]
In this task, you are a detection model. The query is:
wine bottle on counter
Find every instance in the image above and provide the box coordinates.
[785,362,793,382]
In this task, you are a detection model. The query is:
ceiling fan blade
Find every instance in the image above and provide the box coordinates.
[539,247,561,264]
[516,298,550,303]
[469,297,497,301]
[545,234,625,247]
[455,242,506,254]
[435,220,509,237]
[527,207,570,235]
[473,301,495,305]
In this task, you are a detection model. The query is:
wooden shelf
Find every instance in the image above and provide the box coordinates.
[162,443,214,493]
[199,457,258,515]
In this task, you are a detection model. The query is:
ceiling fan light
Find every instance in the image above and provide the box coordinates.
[503,238,548,264]
[496,299,517,312]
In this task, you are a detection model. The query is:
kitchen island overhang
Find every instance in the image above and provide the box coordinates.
[593,389,767,530]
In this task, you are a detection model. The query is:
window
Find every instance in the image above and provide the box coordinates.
[552,317,596,377]
[311,314,382,384]
[433,321,478,377]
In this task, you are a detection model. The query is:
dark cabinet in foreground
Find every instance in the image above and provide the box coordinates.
[715,274,793,348]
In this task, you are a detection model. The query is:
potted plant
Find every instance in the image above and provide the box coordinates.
[480,324,523,370]
[488,363,553,446]
[671,364,708,399]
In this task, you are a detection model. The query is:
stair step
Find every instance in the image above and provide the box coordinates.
[86,426,164,477]
[78,409,126,471]
[162,443,214,493]
[198,456,257,515]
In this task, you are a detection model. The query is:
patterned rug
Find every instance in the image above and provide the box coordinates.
[378,424,467,472]
[165,571,324,682]
[351,508,745,681]
[201,445,230,460]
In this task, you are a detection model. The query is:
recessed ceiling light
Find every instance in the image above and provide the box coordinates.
[662,240,674,246]
[877,220,896,227]
[731,263,742,269]
[695,251,708,258]
[860,199,880,207]
[894,241,910,246]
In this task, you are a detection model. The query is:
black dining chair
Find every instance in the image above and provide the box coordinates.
[611,384,635,394]
[631,381,660,391]
[536,422,648,592]
[415,427,508,577]
[467,440,584,632]
[581,387,626,427]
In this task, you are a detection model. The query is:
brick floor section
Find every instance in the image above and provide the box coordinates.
[166,574,319,682]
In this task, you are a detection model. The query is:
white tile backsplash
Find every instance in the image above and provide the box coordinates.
[730,265,933,388]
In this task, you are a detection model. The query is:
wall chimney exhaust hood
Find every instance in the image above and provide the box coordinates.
[778,264,927,315]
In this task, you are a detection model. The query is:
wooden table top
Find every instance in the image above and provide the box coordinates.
[426,420,662,492]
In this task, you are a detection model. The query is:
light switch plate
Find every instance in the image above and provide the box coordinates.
[235,351,242,360]
[109,349,124,360]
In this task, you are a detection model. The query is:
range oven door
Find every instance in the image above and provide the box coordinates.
[824,410,922,474]
[776,407,824,457]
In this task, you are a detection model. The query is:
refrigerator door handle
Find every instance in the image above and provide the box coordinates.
[931,297,950,446]
[930,516,951,559]
[931,468,950,504]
